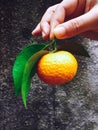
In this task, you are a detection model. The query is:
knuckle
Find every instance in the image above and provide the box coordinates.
[70,20,80,33]
[46,7,52,12]
[65,20,80,37]
[46,6,54,13]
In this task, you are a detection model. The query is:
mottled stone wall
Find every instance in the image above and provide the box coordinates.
[0,0,98,130]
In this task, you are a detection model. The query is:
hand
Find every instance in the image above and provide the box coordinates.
[32,0,98,40]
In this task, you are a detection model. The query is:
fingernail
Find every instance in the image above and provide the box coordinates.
[50,33,55,40]
[54,26,65,39]
[32,30,38,36]
[32,30,35,35]
[42,32,47,39]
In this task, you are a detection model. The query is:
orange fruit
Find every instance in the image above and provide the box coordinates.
[37,50,78,85]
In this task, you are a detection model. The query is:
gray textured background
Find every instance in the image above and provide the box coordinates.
[0,0,98,130]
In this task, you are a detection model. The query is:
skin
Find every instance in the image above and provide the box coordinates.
[32,0,98,40]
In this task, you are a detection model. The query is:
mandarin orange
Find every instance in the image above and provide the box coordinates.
[37,51,78,85]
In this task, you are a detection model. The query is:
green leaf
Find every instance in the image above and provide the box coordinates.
[56,39,90,57]
[22,50,48,107]
[12,42,48,96]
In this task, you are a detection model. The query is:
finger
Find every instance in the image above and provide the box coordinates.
[53,7,98,39]
[50,0,79,40]
[32,23,41,36]
[40,5,58,39]
[50,4,66,40]
[32,21,50,39]
[32,5,57,39]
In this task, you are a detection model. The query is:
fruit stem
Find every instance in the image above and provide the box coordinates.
[44,39,57,52]
[50,39,57,52]
[53,39,57,52]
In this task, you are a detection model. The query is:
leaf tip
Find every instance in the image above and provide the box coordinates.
[23,100,27,108]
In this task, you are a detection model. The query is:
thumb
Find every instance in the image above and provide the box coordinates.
[53,8,98,39]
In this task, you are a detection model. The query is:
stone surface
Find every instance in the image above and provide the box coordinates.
[0,0,98,130]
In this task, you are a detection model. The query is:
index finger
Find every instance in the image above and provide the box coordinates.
[32,4,58,39]
[40,4,58,39]
[50,0,78,40]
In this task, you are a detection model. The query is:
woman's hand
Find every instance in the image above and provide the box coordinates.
[32,0,98,40]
